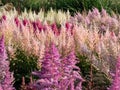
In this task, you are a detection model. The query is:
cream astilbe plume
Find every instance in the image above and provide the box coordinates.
[37,10,45,22]
[30,37,40,56]
[45,9,56,24]
[55,10,67,24]
[58,25,67,53]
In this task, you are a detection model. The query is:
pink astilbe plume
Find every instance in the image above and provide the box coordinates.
[14,17,20,27]
[0,35,14,90]
[101,8,108,17]
[65,22,74,35]
[0,85,3,90]
[32,43,83,90]
[60,51,83,90]
[51,23,59,36]
[32,43,61,90]
[108,56,120,90]
[36,20,43,32]
[22,19,29,26]
[2,15,6,21]
[32,21,37,32]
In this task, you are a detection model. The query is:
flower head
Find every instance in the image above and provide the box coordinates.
[0,35,14,90]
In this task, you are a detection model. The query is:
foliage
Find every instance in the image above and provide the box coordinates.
[77,54,111,90]
[9,48,38,90]
[1,0,120,14]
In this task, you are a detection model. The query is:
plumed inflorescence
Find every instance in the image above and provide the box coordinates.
[60,51,83,90]
[0,35,14,90]
[32,43,83,90]
[108,56,120,90]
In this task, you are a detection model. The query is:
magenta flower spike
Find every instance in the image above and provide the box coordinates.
[14,17,20,27]
[65,22,71,30]
[0,84,3,90]
[32,43,83,90]
[108,56,120,90]
[60,51,83,90]
[51,23,59,35]
[2,15,6,21]
[32,21,37,32]
[92,8,100,16]
[36,20,43,32]
[32,43,61,90]
[101,8,107,17]
[22,19,28,26]
[0,35,15,90]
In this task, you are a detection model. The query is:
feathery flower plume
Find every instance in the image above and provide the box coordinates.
[32,43,83,90]
[32,43,61,90]
[22,19,29,26]
[108,56,120,90]
[0,35,14,90]
[51,23,59,35]
[60,51,83,90]
[2,15,6,21]
[14,17,20,27]
[36,20,43,32]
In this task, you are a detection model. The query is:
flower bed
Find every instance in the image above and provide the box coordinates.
[0,8,120,90]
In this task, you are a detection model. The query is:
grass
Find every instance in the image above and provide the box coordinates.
[1,0,120,14]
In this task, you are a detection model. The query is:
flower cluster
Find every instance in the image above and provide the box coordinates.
[0,8,120,89]
[0,35,14,90]
[108,56,120,90]
[32,43,83,90]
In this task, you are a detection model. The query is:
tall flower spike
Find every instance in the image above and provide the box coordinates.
[59,51,83,90]
[32,43,61,90]
[32,43,83,90]
[108,56,120,90]
[0,35,14,90]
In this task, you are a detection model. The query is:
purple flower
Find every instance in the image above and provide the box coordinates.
[36,20,43,32]
[32,21,37,32]
[14,17,20,27]
[101,8,107,17]
[75,13,84,23]
[85,17,90,26]
[2,15,6,21]
[0,35,15,90]
[32,43,83,90]
[92,8,100,16]
[87,8,101,21]
[108,56,120,90]
[59,51,83,90]
[51,23,59,36]
[65,22,73,30]
[32,43,61,90]
[22,19,28,26]
[0,84,3,90]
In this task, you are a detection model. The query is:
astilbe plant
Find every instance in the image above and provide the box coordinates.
[59,51,83,90]
[32,43,61,90]
[108,56,120,90]
[32,43,83,90]
[0,35,14,90]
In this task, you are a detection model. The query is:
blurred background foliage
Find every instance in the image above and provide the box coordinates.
[1,0,120,14]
